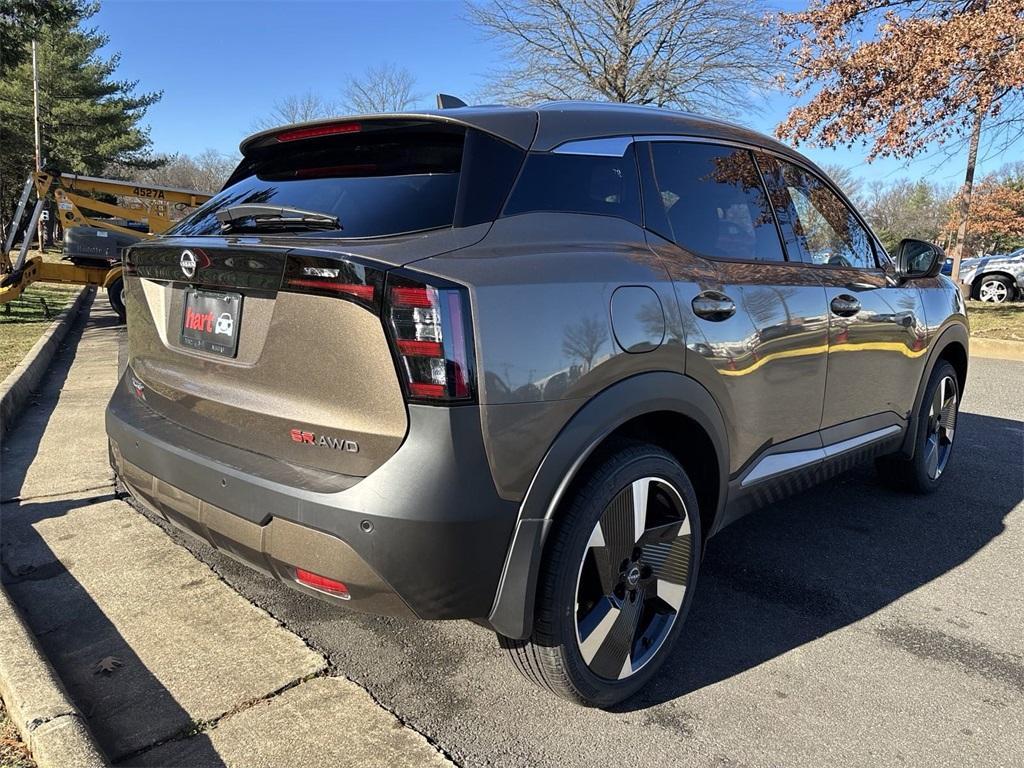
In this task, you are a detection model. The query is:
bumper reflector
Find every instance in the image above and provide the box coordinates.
[295,568,351,599]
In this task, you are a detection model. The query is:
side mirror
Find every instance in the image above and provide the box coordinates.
[894,238,944,280]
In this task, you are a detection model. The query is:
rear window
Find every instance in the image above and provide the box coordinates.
[502,147,642,225]
[169,122,523,239]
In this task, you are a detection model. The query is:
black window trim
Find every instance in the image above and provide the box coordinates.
[638,135,886,260]
[559,132,890,271]
[635,137,793,266]
[536,132,893,272]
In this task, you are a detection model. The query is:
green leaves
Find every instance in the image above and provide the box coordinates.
[0,5,162,220]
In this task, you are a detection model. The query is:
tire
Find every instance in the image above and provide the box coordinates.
[107,276,126,323]
[499,442,701,707]
[975,274,1014,303]
[875,360,960,493]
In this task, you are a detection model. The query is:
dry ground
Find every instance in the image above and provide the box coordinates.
[0,698,35,768]
[967,300,1024,342]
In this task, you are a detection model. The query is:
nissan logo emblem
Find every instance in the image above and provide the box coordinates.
[180,249,197,279]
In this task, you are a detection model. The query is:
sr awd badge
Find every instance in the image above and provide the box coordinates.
[290,429,359,453]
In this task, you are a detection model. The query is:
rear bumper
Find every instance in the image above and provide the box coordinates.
[106,372,519,620]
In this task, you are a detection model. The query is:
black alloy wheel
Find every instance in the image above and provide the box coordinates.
[500,443,702,707]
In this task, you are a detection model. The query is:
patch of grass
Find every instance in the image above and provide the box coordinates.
[0,284,79,381]
[966,300,1024,343]
[0,697,36,768]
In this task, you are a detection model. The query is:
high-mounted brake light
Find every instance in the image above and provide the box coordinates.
[385,274,474,403]
[295,568,350,599]
[275,122,362,142]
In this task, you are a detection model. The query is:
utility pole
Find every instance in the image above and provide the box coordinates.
[32,39,45,252]
[948,107,984,288]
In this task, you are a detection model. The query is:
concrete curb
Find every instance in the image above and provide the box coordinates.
[0,286,92,440]
[970,336,1024,361]
[0,587,107,767]
[0,287,106,765]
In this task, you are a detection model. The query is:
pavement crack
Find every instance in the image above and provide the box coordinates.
[111,671,329,765]
[206,670,329,727]
[25,711,81,732]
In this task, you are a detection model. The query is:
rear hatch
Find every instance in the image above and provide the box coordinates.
[123,118,527,479]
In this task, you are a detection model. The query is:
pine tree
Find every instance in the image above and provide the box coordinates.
[0,0,88,75]
[0,6,162,220]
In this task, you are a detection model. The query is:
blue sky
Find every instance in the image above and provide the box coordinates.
[94,0,1011,188]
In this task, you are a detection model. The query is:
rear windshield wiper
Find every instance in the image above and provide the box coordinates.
[216,204,341,232]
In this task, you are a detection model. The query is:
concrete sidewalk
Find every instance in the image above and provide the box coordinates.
[0,299,452,767]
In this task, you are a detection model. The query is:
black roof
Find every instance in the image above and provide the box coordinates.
[239,100,813,171]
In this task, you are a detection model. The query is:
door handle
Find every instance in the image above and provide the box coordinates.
[692,291,736,321]
[830,294,861,317]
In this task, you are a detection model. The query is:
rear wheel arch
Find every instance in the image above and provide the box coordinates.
[570,411,720,544]
[488,372,729,640]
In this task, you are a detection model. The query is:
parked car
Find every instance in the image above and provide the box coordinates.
[956,247,1024,303]
[106,102,969,707]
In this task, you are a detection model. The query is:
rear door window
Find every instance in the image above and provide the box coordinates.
[641,142,786,262]
[502,147,642,225]
[170,122,523,239]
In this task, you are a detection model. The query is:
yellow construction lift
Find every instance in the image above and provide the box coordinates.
[1,170,212,320]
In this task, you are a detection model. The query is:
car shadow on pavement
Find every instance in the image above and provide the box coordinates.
[617,410,1023,712]
[0,305,226,766]
[0,295,119,503]
[2,497,227,766]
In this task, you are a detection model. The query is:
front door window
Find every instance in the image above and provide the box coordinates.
[758,156,876,270]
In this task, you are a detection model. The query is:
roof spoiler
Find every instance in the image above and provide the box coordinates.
[436,93,468,109]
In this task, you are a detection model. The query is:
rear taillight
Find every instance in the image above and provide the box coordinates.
[385,274,474,403]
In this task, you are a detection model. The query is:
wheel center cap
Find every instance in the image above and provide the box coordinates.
[626,564,642,587]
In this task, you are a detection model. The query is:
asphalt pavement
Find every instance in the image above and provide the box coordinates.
[131,346,1024,768]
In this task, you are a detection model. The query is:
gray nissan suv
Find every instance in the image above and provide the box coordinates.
[106,101,969,707]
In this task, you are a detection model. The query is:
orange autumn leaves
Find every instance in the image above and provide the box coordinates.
[948,175,1024,248]
[775,0,1024,159]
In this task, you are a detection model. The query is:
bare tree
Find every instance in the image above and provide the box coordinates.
[107,149,238,194]
[467,0,777,116]
[341,63,419,114]
[562,315,609,372]
[252,91,337,130]
[860,179,954,252]
[821,164,864,204]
